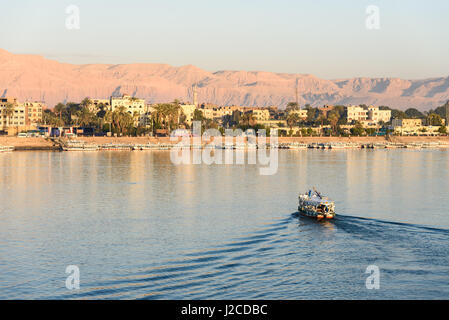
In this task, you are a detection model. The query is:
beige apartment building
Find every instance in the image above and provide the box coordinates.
[249,109,270,121]
[87,99,111,113]
[288,109,308,120]
[1,98,44,133]
[346,105,368,122]
[23,102,44,125]
[110,95,146,114]
[368,106,391,124]
[346,105,391,125]
[179,104,197,126]
[392,118,424,135]
[87,95,147,126]
[0,98,25,130]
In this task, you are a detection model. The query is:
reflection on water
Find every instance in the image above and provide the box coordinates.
[0,150,448,299]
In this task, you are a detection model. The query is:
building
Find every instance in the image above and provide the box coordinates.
[0,98,25,130]
[288,109,308,120]
[88,94,147,126]
[391,118,424,135]
[249,109,270,121]
[346,105,368,122]
[319,105,334,118]
[1,98,45,133]
[392,118,423,128]
[179,104,197,126]
[110,95,146,114]
[368,106,391,124]
[87,99,110,113]
[22,102,44,126]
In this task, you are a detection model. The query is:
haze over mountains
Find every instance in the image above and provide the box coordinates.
[0,49,448,111]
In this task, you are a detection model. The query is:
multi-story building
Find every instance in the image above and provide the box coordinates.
[391,118,424,135]
[249,109,270,121]
[0,98,24,130]
[319,105,334,118]
[179,104,197,126]
[392,118,423,128]
[1,98,44,132]
[110,95,146,115]
[23,102,44,125]
[346,105,368,122]
[288,109,308,120]
[87,99,110,113]
[88,95,147,126]
[368,106,391,124]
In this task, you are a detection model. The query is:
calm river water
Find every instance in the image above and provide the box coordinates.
[0,149,448,299]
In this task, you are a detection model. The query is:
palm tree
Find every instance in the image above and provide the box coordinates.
[286,112,300,131]
[152,102,181,133]
[54,103,66,124]
[168,102,181,131]
[80,97,92,108]
[286,102,300,112]
[152,104,168,130]
[77,106,97,127]
[132,111,141,127]
[104,110,113,133]
[328,113,339,135]
[5,102,15,128]
[240,113,256,127]
[111,106,133,135]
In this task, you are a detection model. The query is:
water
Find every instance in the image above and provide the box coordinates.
[0,149,448,299]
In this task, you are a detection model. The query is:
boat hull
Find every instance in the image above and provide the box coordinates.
[298,206,335,220]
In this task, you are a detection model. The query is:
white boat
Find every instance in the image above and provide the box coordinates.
[288,142,308,149]
[328,142,346,149]
[63,140,99,151]
[372,143,387,149]
[0,145,14,152]
[298,188,335,220]
[133,143,159,150]
[100,143,132,151]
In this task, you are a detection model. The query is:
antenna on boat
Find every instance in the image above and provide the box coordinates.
[313,187,322,199]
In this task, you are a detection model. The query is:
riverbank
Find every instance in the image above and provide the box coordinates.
[1,136,449,150]
[0,137,59,150]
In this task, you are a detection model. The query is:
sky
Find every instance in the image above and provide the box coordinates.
[1,0,448,79]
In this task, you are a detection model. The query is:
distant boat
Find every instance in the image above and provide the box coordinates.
[0,145,14,152]
[298,188,335,220]
[99,143,132,151]
[63,140,99,151]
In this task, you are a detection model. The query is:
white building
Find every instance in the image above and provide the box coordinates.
[88,95,148,126]
[346,105,368,122]
[368,106,391,124]
[0,98,25,130]
[110,95,146,115]
[179,104,197,126]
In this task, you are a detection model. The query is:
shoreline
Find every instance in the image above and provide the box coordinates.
[1,136,449,151]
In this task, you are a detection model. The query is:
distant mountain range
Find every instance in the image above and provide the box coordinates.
[0,48,448,111]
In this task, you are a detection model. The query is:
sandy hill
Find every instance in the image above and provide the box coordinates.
[0,49,448,110]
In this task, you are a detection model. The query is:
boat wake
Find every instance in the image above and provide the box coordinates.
[57,214,449,300]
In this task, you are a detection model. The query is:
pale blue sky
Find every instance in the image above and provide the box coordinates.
[1,0,448,79]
